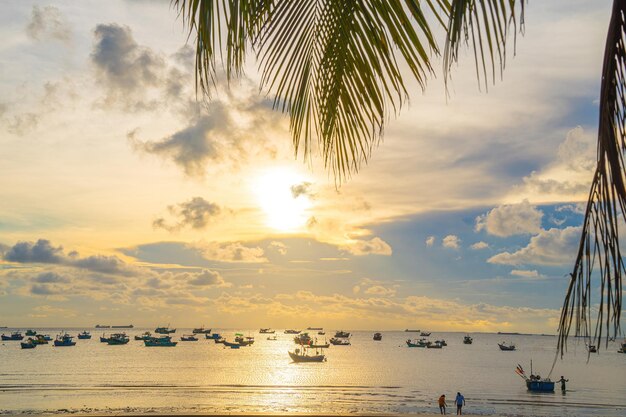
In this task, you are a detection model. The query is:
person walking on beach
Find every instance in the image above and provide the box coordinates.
[455,392,465,415]
[557,376,569,393]
[438,394,447,414]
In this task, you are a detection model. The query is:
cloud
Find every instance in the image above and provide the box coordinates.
[4,239,64,264]
[194,241,267,263]
[91,23,164,109]
[268,241,287,255]
[153,197,221,232]
[6,113,39,136]
[442,235,461,249]
[470,241,489,250]
[488,226,581,266]
[187,269,229,287]
[291,182,315,199]
[343,237,392,256]
[34,271,69,283]
[425,236,435,247]
[72,255,134,276]
[364,285,397,297]
[510,269,540,278]
[475,200,543,237]
[26,6,71,42]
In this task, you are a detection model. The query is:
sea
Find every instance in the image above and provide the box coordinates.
[0,329,624,416]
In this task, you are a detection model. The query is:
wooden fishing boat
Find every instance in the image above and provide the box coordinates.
[25,330,37,336]
[77,331,91,339]
[259,328,275,334]
[154,326,176,334]
[21,338,37,349]
[144,337,177,347]
[205,333,221,339]
[426,341,443,349]
[373,332,382,341]
[192,326,211,334]
[463,335,473,344]
[406,338,428,348]
[420,331,431,336]
[330,337,350,346]
[1,332,24,341]
[54,333,76,346]
[289,347,326,362]
[135,332,152,341]
[106,333,129,345]
[284,329,300,334]
[498,342,516,351]
[294,332,312,344]
[334,330,350,338]
[181,334,199,341]
[436,339,447,346]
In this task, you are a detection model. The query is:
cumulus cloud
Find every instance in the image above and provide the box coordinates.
[343,237,392,256]
[268,241,287,255]
[187,269,229,287]
[475,200,543,237]
[425,236,435,247]
[442,235,460,249]
[470,241,489,250]
[26,6,71,42]
[194,241,267,263]
[511,127,595,201]
[3,239,135,275]
[34,271,69,283]
[91,23,164,110]
[153,197,221,232]
[364,285,397,296]
[488,226,581,266]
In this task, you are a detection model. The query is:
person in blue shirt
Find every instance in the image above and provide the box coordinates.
[455,392,465,415]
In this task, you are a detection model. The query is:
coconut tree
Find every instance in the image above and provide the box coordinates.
[173,0,625,352]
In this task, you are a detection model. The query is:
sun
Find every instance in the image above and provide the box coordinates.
[254,167,313,232]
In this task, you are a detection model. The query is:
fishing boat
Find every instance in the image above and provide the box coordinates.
[618,340,626,353]
[420,331,431,336]
[317,331,325,335]
[214,337,226,344]
[25,329,37,336]
[310,342,330,348]
[406,338,428,348]
[192,326,211,334]
[436,339,447,346]
[334,330,350,338]
[515,364,555,392]
[144,337,177,347]
[21,338,37,349]
[289,346,326,362]
[181,334,199,341]
[259,328,275,334]
[234,334,255,346]
[330,337,350,346]
[294,332,312,345]
[1,332,24,341]
[463,335,473,344]
[373,332,383,341]
[427,341,443,349]
[587,344,597,353]
[284,329,300,334]
[100,334,109,343]
[77,331,92,340]
[54,333,76,346]
[405,329,420,332]
[267,335,278,341]
[498,342,516,351]
[32,335,48,345]
[106,333,129,345]
[223,340,246,347]
[154,326,176,334]
[95,324,110,328]
[205,333,221,340]
[135,332,152,341]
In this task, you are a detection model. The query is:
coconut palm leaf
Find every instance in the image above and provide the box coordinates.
[557,0,626,355]
[173,0,523,181]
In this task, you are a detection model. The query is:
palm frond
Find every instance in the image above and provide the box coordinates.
[557,0,626,355]
[442,0,524,91]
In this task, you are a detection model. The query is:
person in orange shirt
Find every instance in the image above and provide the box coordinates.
[438,394,447,414]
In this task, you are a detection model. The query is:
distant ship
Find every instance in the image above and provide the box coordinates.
[307,327,323,330]
[95,324,111,328]
[112,325,134,329]
[405,329,420,332]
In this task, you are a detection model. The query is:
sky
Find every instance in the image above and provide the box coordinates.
[0,0,613,332]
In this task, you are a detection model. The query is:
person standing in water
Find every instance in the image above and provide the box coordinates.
[557,376,569,393]
[454,392,465,415]
[438,394,447,414]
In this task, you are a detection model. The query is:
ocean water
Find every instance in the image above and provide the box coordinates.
[0,329,624,416]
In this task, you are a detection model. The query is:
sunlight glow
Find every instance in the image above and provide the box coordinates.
[255,168,313,232]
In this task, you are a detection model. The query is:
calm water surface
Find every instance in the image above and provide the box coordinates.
[0,329,624,416]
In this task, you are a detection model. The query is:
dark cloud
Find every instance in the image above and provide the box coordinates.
[91,23,164,110]
[7,113,39,136]
[34,271,69,283]
[153,197,222,232]
[4,239,64,264]
[129,102,230,176]
[30,284,61,295]
[3,239,134,276]
[26,5,71,42]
